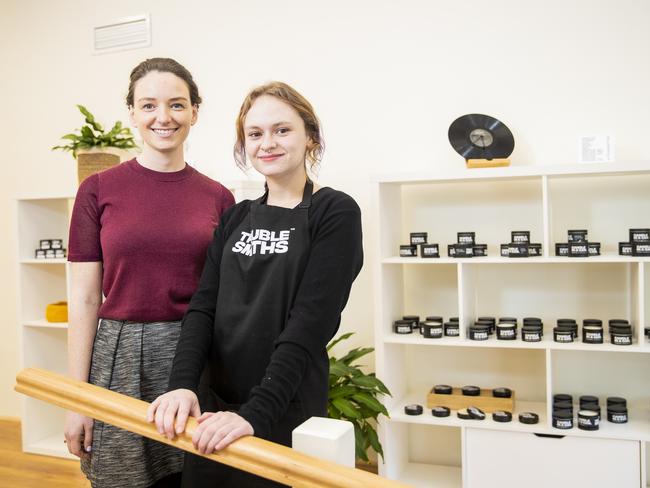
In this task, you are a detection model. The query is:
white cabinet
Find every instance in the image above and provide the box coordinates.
[372,162,650,487]
[465,429,640,488]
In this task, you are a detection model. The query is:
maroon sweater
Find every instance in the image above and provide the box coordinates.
[68,159,235,322]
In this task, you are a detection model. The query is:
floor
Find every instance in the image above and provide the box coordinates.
[0,417,89,488]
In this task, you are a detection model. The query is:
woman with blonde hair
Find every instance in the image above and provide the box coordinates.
[149,81,363,487]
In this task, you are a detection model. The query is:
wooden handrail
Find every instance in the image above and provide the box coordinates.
[15,368,410,488]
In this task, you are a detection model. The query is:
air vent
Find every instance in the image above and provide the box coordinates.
[92,14,151,55]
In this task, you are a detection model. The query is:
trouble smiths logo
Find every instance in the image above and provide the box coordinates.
[231,229,292,256]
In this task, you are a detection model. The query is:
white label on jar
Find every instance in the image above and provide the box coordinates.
[473,331,488,340]
[499,329,515,337]
[556,333,572,342]
[611,413,627,422]
[585,331,602,340]
[555,419,572,428]
[637,244,650,252]
[459,236,473,243]
[571,244,587,253]
[613,335,631,345]
[396,325,411,333]
[446,329,459,336]
[524,333,540,341]
[632,232,649,240]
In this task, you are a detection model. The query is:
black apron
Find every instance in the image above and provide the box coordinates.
[183,181,319,488]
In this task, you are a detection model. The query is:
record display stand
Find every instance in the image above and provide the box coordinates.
[466,158,511,169]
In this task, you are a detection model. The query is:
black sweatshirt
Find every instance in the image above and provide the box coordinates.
[168,187,363,439]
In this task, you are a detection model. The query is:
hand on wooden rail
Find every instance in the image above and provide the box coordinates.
[147,388,254,454]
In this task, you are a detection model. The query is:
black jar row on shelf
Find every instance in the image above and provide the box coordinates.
[619,227,650,256]
[394,315,459,337]
[500,230,542,258]
[35,238,66,259]
[466,317,634,346]
[395,316,637,346]
[554,229,600,257]
[399,231,489,258]
[552,393,628,430]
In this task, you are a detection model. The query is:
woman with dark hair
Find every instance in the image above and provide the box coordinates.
[148,81,363,487]
[65,58,235,488]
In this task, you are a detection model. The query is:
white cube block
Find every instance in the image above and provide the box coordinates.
[292,416,355,468]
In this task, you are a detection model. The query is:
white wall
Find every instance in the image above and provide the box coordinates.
[2,0,649,416]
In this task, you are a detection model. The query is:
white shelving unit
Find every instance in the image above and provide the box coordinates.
[15,180,263,460]
[372,162,650,487]
[16,194,75,459]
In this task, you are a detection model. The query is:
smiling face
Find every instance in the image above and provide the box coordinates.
[129,70,197,157]
[243,95,312,180]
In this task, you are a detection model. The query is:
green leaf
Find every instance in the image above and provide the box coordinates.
[77,104,103,132]
[328,385,358,400]
[327,403,341,419]
[340,347,374,365]
[353,422,369,462]
[364,424,384,461]
[326,332,354,352]
[80,126,94,139]
[77,104,92,121]
[352,392,389,417]
[329,361,357,378]
[331,398,362,419]
[350,375,391,396]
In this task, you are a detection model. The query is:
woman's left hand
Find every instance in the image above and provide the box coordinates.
[192,411,254,454]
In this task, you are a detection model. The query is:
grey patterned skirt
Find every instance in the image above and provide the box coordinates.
[81,319,185,488]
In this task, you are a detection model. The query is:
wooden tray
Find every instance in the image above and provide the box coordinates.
[427,387,514,413]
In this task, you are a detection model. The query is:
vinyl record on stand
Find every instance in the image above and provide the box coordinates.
[448,114,515,161]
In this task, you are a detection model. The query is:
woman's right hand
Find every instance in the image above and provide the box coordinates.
[64,411,93,458]
[147,389,201,440]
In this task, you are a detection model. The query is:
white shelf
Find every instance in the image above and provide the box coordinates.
[394,463,461,488]
[21,259,67,265]
[383,255,650,264]
[384,334,650,353]
[24,433,77,460]
[373,160,650,184]
[23,319,68,330]
[389,394,650,442]
[390,394,547,433]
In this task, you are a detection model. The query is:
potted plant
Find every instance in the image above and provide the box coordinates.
[327,332,391,466]
[52,105,138,184]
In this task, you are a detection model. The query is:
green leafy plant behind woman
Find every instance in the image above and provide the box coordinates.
[52,105,138,158]
[327,332,391,463]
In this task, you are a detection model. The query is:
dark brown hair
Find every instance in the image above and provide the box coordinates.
[126,58,202,107]
[233,81,324,171]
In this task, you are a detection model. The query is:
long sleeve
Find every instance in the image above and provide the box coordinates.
[239,194,363,437]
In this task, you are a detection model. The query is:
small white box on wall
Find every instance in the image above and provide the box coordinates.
[579,135,615,163]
